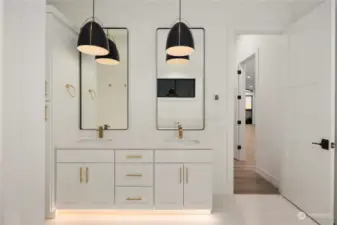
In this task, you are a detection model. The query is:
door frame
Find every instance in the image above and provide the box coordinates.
[234,52,259,162]
[226,29,281,193]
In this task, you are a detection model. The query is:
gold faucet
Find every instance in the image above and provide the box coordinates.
[177,122,183,139]
[97,125,104,139]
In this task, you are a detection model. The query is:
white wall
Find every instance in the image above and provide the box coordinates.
[2,0,45,224]
[236,35,288,187]
[49,0,320,195]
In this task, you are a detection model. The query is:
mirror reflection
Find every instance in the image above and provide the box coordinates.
[80,28,128,130]
[156,28,205,130]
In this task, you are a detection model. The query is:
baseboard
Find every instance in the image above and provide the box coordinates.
[256,167,280,188]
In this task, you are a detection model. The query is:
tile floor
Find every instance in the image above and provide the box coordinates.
[45,195,317,225]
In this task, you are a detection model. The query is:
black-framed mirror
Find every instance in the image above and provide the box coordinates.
[156,28,205,130]
[80,28,129,130]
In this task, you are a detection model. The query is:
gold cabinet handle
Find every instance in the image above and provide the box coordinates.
[126,173,142,177]
[86,167,89,184]
[80,168,83,183]
[186,167,189,184]
[126,197,142,201]
[126,155,142,159]
[179,168,182,184]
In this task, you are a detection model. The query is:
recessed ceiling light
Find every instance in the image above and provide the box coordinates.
[247,76,251,79]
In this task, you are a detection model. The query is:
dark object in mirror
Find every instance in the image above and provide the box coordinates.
[157,79,195,98]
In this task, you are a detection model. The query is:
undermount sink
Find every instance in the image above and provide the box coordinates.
[77,137,112,142]
[165,138,200,144]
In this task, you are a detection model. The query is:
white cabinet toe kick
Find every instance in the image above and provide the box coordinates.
[56,149,212,213]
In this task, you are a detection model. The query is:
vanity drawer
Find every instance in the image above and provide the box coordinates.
[115,187,153,209]
[57,150,114,163]
[116,164,153,187]
[115,150,153,163]
[155,150,212,163]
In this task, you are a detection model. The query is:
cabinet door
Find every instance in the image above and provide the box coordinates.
[183,164,212,209]
[83,163,114,208]
[56,163,83,208]
[155,164,183,209]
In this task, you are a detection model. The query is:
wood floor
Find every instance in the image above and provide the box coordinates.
[234,125,279,194]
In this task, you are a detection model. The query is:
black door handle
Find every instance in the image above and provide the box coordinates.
[312,139,330,150]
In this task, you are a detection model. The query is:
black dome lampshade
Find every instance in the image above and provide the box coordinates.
[166,0,195,57]
[77,21,109,56]
[166,54,189,65]
[96,39,120,65]
[77,0,109,56]
[166,22,194,57]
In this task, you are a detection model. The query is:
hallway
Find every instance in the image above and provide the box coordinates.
[234,125,279,194]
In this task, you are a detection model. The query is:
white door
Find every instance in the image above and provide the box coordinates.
[56,163,83,208]
[155,164,183,209]
[183,164,212,209]
[84,163,114,208]
[281,2,334,225]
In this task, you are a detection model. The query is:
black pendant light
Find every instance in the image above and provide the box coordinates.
[166,0,194,57]
[96,34,120,65]
[166,54,189,65]
[77,0,109,56]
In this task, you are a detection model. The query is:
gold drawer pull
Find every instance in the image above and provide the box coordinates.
[126,155,142,159]
[126,173,142,177]
[86,167,89,184]
[80,168,83,183]
[126,197,142,201]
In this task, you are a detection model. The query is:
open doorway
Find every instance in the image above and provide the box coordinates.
[234,36,279,195]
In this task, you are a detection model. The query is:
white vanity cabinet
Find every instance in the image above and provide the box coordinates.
[56,149,212,212]
[183,164,212,209]
[155,150,212,210]
[56,150,115,209]
[155,164,184,209]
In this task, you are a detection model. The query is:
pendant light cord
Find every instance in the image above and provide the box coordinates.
[179,0,182,22]
[92,0,95,20]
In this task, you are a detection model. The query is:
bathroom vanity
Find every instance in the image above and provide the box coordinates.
[46,6,212,216]
[56,149,212,211]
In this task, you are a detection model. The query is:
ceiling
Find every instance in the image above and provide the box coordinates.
[47,0,324,28]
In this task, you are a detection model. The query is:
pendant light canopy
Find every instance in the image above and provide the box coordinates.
[166,0,194,57]
[96,38,120,65]
[77,0,109,56]
[166,54,189,65]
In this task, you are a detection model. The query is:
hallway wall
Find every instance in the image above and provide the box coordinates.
[236,35,288,187]
[1,0,46,224]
